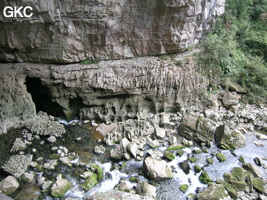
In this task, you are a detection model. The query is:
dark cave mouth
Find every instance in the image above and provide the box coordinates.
[25,77,65,117]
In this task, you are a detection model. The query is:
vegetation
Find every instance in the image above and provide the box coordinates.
[197,0,267,103]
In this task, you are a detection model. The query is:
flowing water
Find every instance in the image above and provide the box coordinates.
[0,120,266,200]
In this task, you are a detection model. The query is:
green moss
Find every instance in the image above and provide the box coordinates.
[188,157,197,163]
[179,184,189,193]
[216,180,237,199]
[82,173,98,190]
[51,180,73,198]
[229,180,246,191]
[199,171,212,184]
[193,150,202,154]
[167,144,186,151]
[202,149,209,153]
[120,161,127,169]
[91,164,103,181]
[238,156,245,164]
[194,165,202,173]
[129,176,138,183]
[252,178,265,193]
[216,153,226,162]
[177,150,184,157]
[80,60,99,65]
[206,158,214,164]
[164,151,175,161]
[65,111,73,121]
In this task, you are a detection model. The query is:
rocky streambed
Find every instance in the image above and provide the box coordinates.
[0,102,267,200]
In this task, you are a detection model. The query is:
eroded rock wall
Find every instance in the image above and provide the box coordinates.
[0,55,208,133]
[0,0,225,63]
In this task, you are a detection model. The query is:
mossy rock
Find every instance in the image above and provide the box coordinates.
[82,173,98,190]
[230,167,247,181]
[129,176,138,183]
[238,156,245,164]
[216,153,226,162]
[252,178,265,193]
[193,150,202,154]
[199,171,212,184]
[206,158,214,164]
[188,157,197,163]
[164,151,175,161]
[229,180,246,191]
[194,165,202,173]
[51,178,73,198]
[197,184,230,200]
[167,144,186,151]
[216,180,237,199]
[202,149,208,153]
[91,164,103,181]
[179,184,189,193]
[177,150,184,157]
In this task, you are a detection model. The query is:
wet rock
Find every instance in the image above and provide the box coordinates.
[143,156,173,180]
[254,132,267,140]
[81,173,98,191]
[146,150,162,160]
[179,184,189,193]
[41,180,53,191]
[215,125,246,149]
[216,180,238,199]
[92,190,154,200]
[94,145,106,154]
[254,141,264,147]
[21,172,35,183]
[254,157,263,166]
[229,180,246,191]
[110,145,123,160]
[43,160,58,170]
[243,163,262,178]
[252,178,265,193]
[216,153,226,162]
[0,176,19,196]
[118,181,133,192]
[163,151,175,161]
[136,181,156,199]
[197,183,231,200]
[50,174,73,197]
[147,139,160,149]
[47,136,57,143]
[179,161,190,175]
[199,171,212,184]
[2,154,32,178]
[10,138,27,153]
[0,194,14,200]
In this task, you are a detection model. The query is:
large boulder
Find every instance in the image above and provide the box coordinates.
[197,183,231,200]
[136,181,156,199]
[0,176,19,195]
[215,125,246,149]
[2,154,32,178]
[50,174,73,198]
[143,156,173,180]
[0,0,225,63]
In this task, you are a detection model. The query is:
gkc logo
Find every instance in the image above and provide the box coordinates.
[3,6,33,18]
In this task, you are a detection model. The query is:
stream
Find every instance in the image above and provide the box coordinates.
[0,119,266,200]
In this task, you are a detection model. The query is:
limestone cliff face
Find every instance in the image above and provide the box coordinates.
[0,0,225,63]
[0,56,208,133]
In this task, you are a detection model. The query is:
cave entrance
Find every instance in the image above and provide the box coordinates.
[25,77,64,117]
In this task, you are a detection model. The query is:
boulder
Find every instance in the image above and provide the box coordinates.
[81,173,98,191]
[243,163,262,178]
[10,138,27,153]
[195,117,217,145]
[143,156,173,180]
[155,128,166,139]
[94,145,106,154]
[92,191,154,200]
[197,183,231,200]
[0,194,14,200]
[0,176,19,195]
[179,114,198,140]
[215,125,246,149]
[221,92,240,109]
[136,181,156,199]
[21,172,35,183]
[2,154,32,178]
[50,174,73,197]
[47,136,57,143]
[127,142,138,158]
[118,181,133,192]
[179,161,190,175]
